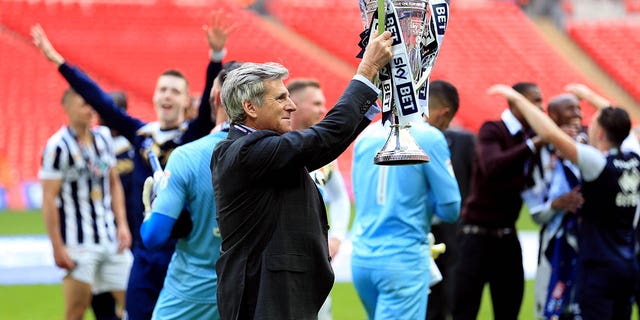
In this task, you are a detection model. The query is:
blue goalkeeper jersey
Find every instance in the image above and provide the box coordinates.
[351,120,461,270]
[152,130,227,303]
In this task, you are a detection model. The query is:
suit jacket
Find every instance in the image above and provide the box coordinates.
[445,128,476,202]
[462,119,537,227]
[211,79,378,320]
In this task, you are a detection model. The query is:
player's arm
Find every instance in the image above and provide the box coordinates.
[183,10,236,143]
[427,137,461,223]
[565,83,611,111]
[488,84,579,163]
[141,213,177,250]
[140,148,188,249]
[41,178,75,270]
[31,24,144,142]
[109,168,131,252]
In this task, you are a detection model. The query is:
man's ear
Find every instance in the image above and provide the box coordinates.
[441,106,452,119]
[597,126,606,142]
[242,100,258,119]
[432,105,451,120]
[215,92,222,109]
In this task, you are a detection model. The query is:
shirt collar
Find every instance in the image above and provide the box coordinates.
[232,123,256,135]
[221,121,230,132]
[501,109,524,136]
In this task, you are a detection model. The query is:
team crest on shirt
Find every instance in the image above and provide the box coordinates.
[615,161,640,207]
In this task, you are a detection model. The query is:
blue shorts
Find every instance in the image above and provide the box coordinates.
[124,243,175,320]
[152,289,219,320]
[352,264,430,320]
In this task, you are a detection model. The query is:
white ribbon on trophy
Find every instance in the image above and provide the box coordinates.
[364,0,422,126]
[417,0,449,117]
[358,0,449,165]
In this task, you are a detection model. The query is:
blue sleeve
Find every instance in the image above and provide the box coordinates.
[141,146,191,249]
[183,61,221,144]
[435,202,460,223]
[424,132,461,223]
[141,213,176,250]
[58,63,145,142]
[152,147,190,218]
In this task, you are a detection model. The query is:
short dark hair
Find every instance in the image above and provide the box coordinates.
[597,106,631,147]
[509,82,538,109]
[286,79,321,95]
[429,80,459,116]
[160,69,189,89]
[210,61,243,109]
[512,82,538,95]
[109,91,128,110]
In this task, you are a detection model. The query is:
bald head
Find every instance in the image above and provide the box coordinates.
[547,93,581,127]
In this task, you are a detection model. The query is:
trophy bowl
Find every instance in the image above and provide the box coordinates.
[359,0,448,166]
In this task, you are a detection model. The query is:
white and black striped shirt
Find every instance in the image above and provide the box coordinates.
[39,126,118,246]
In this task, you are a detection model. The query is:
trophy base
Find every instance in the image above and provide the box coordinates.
[374,151,430,166]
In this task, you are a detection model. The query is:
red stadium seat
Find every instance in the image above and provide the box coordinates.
[0,0,606,207]
[567,20,640,104]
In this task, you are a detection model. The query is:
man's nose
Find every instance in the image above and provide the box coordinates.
[287,98,297,111]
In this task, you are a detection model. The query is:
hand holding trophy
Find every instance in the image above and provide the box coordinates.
[358,0,449,165]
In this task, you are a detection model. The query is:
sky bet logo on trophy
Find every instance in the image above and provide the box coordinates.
[357,0,449,165]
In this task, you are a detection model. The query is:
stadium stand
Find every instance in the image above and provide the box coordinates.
[626,0,640,12]
[567,19,640,104]
[0,0,606,208]
[268,0,598,129]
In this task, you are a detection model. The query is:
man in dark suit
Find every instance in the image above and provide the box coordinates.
[210,31,393,320]
[424,80,475,320]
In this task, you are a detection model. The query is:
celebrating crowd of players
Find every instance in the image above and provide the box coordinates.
[31,7,640,320]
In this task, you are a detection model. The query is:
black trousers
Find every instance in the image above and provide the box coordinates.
[452,232,524,320]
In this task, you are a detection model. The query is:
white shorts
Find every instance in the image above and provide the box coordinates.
[65,243,133,293]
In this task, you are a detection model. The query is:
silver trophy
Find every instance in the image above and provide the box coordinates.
[359,0,449,165]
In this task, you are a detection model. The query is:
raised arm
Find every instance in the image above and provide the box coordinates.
[488,84,578,163]
[31,24,145,141]
[30,24,64,66]
[184,10,237,143]
[240,31,392,177]
[565,83,611,111]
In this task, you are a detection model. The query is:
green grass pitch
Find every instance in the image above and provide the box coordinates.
[1,209,636,319]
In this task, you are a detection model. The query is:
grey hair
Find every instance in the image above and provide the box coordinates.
[221,62,289,124]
